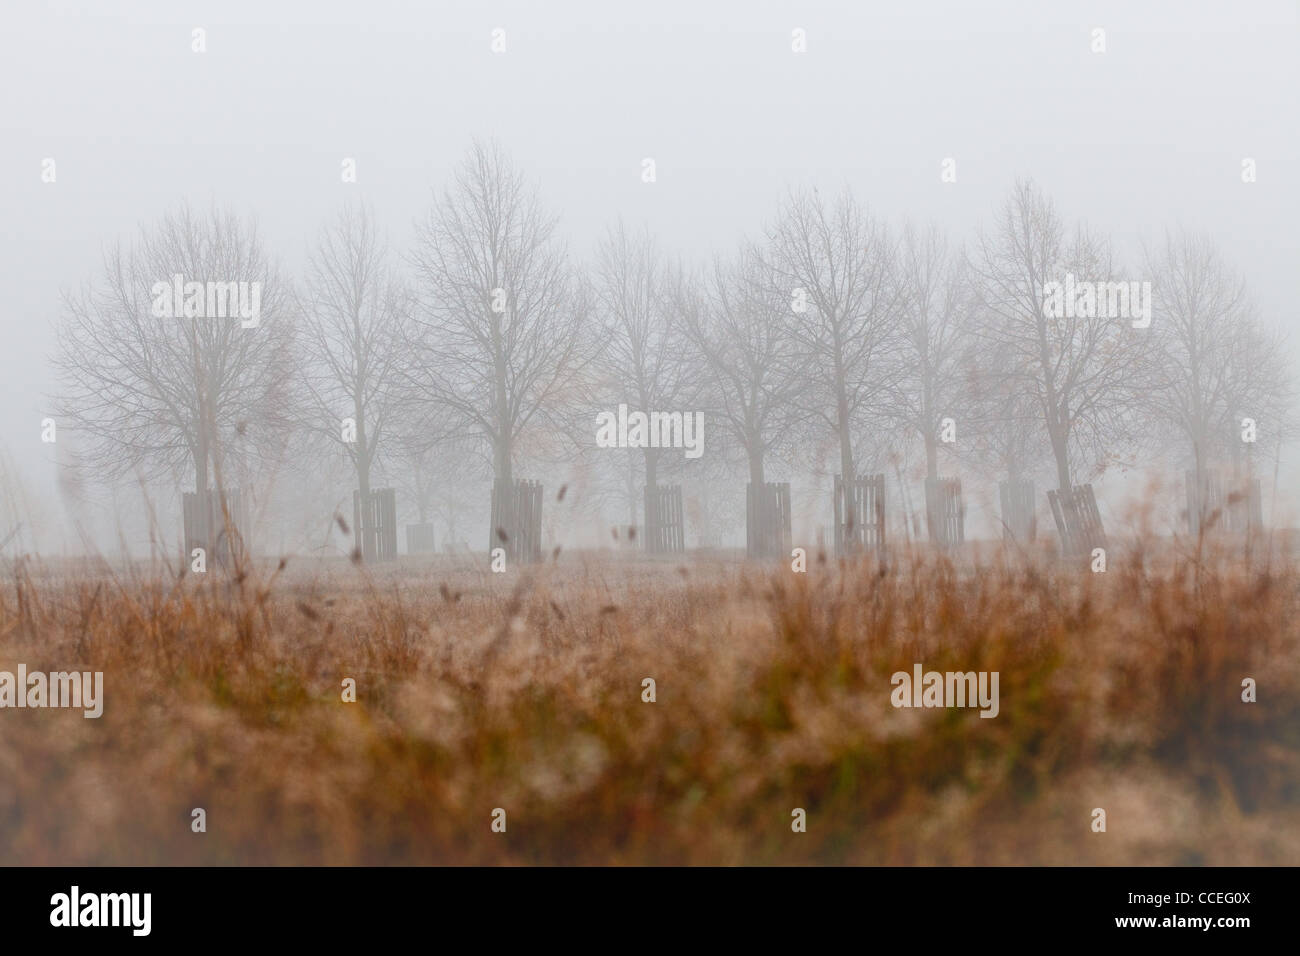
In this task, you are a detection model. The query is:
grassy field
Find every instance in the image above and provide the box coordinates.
[1,535,1298,865]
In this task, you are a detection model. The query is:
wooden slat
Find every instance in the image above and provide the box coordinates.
[183,487,249,566]
[644,483,685,554]
[746,481,792,559]
[1047,484,1106,557]
[999,478,1036,543]
[924,476,964,549]
[490,478,543,563]
[833,474,886,556]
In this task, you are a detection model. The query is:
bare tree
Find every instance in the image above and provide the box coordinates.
[299,202,407,558]
[1222,311,1294,519]
[965,338,1045,486]
[886,222,974,541]
[407,141,597,494]
[395,433,483,550]
[764,187,900,531]
[53,204,296,505]
[971,180,1149,492]
[1145,230,1293,487]
[594,221,696,522]
[685,240,806,487]
[890,223,972,481]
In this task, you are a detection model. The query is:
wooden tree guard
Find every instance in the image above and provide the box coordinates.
[183,487,251,566]
[834,474,886,556]
[353,488,398,561]
[747,481,792,559]
[999,478,1036,543]
[644,484,685,554]
[406,522,436,554]
[490,478,543,564]
[924,476,965,549]
[1046,484,1106,558]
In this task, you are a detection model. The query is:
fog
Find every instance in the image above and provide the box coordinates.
[1,0,1296,557]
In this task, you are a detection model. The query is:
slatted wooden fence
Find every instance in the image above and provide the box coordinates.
[998,478,1037,544]
[183,488,251,566]
[924,476,964,549]
[833,474,886,555]
[1046,484,1106,558]
[406,522,436,555]
[1226,478,1263,534]
[353,488,398,561]
[644,484,685,554]
[490,478,543,564]
[746,481,791,559]
[1187,470,1263,535]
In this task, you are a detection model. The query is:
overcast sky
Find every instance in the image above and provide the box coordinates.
[1,0,1296,544]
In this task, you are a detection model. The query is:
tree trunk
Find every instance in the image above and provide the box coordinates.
[355,403,372,558]
[924,431,940,543]
[643,448,660,550]
[195,431,209,499]
[493,352,513,486]
[626,462,637,535]
[493,432,512,487]
[195,386,214,497]
[1053,445,1072,493]
[1049,405,1072,492]
[836,377,856,540]
[747,441,765,488]
[1228,408,1242,481]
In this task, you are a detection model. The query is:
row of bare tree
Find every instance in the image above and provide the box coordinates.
[52,141,1294,551]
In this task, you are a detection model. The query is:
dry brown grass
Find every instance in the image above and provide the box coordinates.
[1,535,1298,865]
